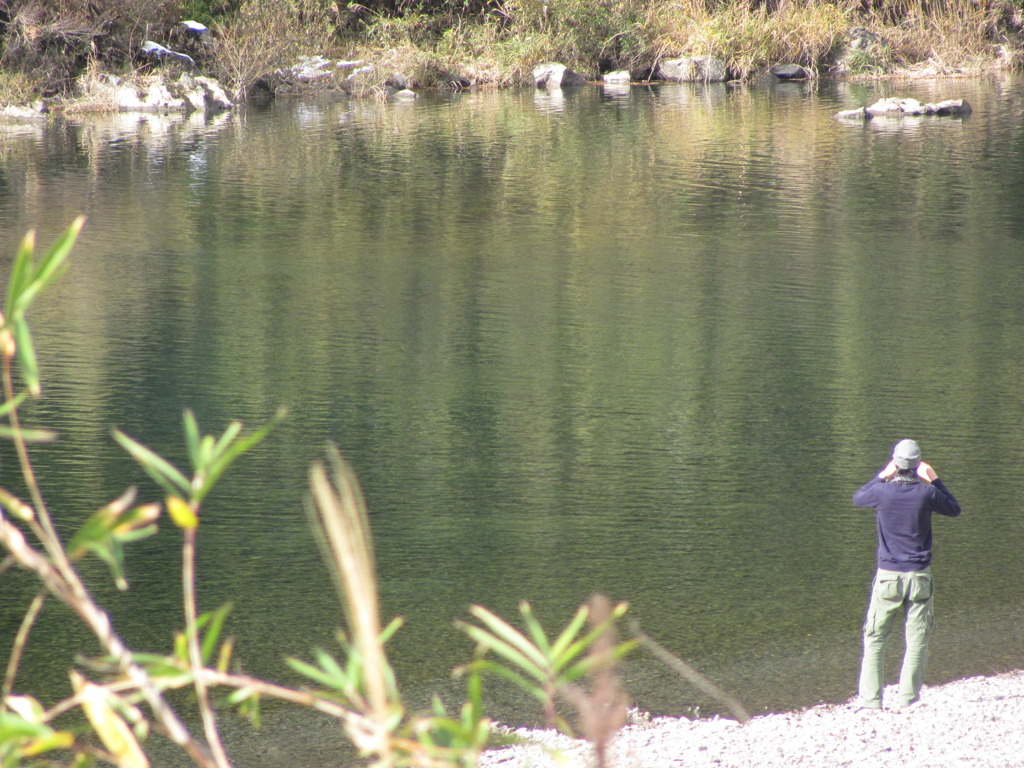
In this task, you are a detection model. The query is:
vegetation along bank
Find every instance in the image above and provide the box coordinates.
[2,0,1024,110]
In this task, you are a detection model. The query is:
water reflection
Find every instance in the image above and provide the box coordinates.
[1,77,1023,760]
[599,82,633,102]
[532,86,569,113]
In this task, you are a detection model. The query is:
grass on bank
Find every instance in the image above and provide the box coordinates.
[1,0,1023,102]
[0,70,42,107]
[328,0,1024,89]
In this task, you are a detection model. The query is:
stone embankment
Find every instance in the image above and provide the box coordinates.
[481,670,1024,768]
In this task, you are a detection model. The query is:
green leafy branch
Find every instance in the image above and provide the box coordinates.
[0,219,218,768]
[111,408,285,768]
[457,600,637,734]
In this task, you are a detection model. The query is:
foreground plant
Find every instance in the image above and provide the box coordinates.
[0,220,618,768]
[457,598,636,734]
[0,220,743,768]
[291,445,494,768]
[0,220,292,767]
[0,218,215,766]
[293,443,668,767]
[113,408,285,768]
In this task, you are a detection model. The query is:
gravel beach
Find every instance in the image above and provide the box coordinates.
[481,669,1024,768]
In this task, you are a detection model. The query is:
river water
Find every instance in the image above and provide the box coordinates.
[1,75,1023,765]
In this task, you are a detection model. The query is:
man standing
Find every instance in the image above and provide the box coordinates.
[853,438,961,710]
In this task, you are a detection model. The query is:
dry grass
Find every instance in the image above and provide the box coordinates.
[866,0,1021,71]
[0,0,182,93]
[209,0,338,97]
[2,0,1022,100]
[340,0,1024,83]
[642,0,857,78]
[0,70,44,106]
[307,446,400,757]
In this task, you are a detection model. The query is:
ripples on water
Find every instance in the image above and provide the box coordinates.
[1,77,1024,758]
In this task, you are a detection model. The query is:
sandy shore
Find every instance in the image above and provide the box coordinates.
[480,670,1024,768]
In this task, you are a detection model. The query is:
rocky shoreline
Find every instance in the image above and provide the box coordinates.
[481,669,1024,768]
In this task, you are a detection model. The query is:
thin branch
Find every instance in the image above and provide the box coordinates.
[2,590,45,700]
[0,510,217,767]
[1,342,76,585]
[46,666,357,723]
[629,620,750,724]
[182,523,233,768]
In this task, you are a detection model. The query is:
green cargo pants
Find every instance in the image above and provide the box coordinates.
[857,567,934,709]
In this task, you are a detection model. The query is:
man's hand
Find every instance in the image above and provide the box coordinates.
[878,460,898,480]
[917,461,937,483]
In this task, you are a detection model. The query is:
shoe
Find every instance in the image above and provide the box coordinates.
[854,700,882,711]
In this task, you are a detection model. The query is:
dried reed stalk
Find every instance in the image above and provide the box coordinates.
[564,594,631,768]
[308,445,396,759]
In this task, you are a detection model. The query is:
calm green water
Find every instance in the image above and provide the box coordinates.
[2,75,1024,764]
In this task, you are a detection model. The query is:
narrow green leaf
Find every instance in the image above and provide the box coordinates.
[0,424,58,442]
[553,714,573,736]
[69,505,118,559]
[209,420,242,463]
[32,215,84,283]
[192,407,286,502]
[183,410,201,469]
[465,669,483,726]
[199,603,232,665]
[112,429,190,496]
[225,687,253,706]
[461,659,548,702]
[285,656,347,690]
[0,712,50,739]
[173,632,189,664]
[551,636,595,676]
[466,605,548,669]
[77,540,125,586]
[548,605,590,661]
[114,525,158,545]
[18,730,75,757]
[237,691,261,728]
[198,434,216,468]
[380,616,404,644]
[112,502,160,536]
[430,695,448,718]
[5,229,36,318]
[132,654,190,683]
[216,636,234,673]
[12,216,85,316]
[314,648,349,685]
[0,391,29,417]
[13,318,40,396]
[552,613,625,675]
[519,601,553,656]
[458,624,546,683]
[562,639,638,682]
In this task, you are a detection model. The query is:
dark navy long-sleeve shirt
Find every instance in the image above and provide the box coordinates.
[853,473,961,572]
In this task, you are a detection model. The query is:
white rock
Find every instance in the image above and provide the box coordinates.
[603,70,631,84]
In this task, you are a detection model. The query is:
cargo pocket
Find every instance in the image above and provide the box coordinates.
[874,572,903,602]
[907,572,934,602]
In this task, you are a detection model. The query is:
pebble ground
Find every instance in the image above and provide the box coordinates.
[481,670,1024,768]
